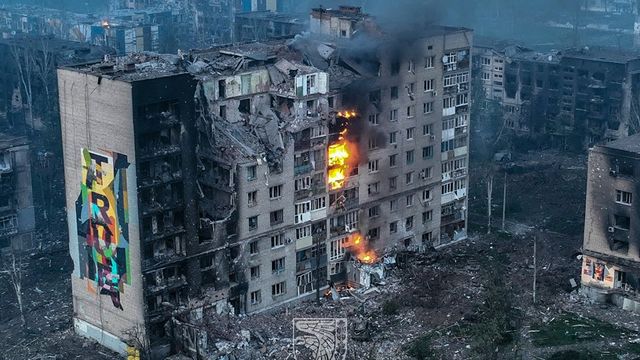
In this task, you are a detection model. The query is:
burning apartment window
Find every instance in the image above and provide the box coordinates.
[389,221,398,234]
[250,290,261,305]
[368,114,380,125]
[272,258,286,274]
[405,216,414,230]
[247,191,257,206]
[390,199,398,212]
[406,194,414,207]
[269,185,283,199]
[406,150,415,165]
[271,234,284,248]
[422,146,433,159]
[250,240,260,255]
[248,216,258,231]
[389,176,397,191]
[367,182,380,195]
[616,190,632,205]
[250,265,261,280]
[390,109,398,121]
[368,205,380,218]
[422,210,433,224]
[368,159,379,173]
[405,172,414,184]
[425,56,434,69]
[423,102,434,114]
[272,281,286,296]
[390,86,399,100]
[246,165,257,181]
[406,127,415,140]
[270,209,284,225]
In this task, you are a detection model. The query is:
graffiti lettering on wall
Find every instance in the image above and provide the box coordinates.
[76,148,130,310]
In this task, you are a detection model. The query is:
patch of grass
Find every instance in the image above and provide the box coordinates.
[531,312,635,348]
[382,300,400,315]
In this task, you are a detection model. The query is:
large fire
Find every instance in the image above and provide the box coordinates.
[327,112,357,191]
[345,233,378,264]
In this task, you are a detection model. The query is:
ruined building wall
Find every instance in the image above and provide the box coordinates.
[58,69,145,355]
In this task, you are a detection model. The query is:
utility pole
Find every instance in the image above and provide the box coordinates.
[487,175,493,234]
[533,232,537,305]
[502,171,507,231]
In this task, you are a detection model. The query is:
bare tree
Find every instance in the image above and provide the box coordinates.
[123,324,151,360]
[10,44,35,132]
[487,174,494,234]
[0,251,26,327]
[32,38,56,118]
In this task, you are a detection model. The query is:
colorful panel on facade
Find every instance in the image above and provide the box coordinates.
[76,148,130,310]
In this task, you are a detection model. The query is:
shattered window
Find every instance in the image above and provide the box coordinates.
[250,290,261,305]
[246,165,257,181]
[248,216,258,231]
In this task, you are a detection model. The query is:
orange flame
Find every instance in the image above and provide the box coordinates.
[344,233,378,264]
[337,110,357,119]
[327,111,358,191]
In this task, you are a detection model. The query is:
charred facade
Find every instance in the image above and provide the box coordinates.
[581,134,640,313]
[474,43,640,149]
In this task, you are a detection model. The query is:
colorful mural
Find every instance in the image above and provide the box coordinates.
[76,148,130,310]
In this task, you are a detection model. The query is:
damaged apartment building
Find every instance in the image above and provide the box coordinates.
[474,42,640,149]
[581,133,640,313]
[57,6,472,358]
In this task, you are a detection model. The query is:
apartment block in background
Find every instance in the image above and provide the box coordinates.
[0,134,35,251]
[581,133,640,313]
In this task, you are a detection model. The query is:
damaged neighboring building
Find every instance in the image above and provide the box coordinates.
[0,134,35,251]
[473,43,640,149]
[234,11,306,43]
[581,133,640,313]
